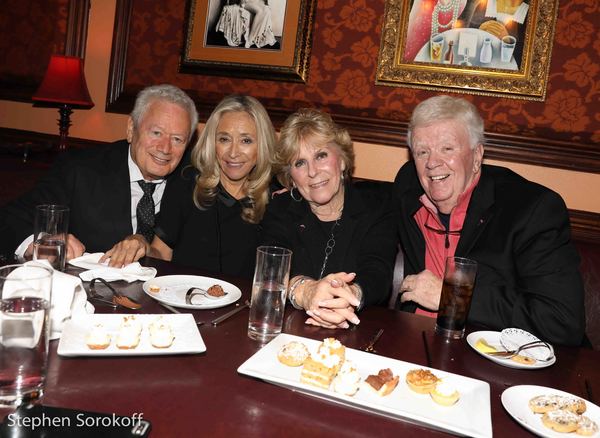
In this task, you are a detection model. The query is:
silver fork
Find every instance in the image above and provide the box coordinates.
[486,340,553,360]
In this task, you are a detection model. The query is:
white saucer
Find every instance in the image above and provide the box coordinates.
[466,330,555,369]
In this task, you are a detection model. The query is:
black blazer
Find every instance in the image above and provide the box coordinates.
[394,161,586,346]
[261,181,399,307]
[0,140,145,254]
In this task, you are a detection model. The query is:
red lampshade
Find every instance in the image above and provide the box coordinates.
[32,55,94,108]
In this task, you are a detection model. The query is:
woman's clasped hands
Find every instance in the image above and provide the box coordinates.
[297,272,361,329]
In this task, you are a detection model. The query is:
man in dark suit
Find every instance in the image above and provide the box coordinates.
[394,95,585,346]
[0,84,198,264]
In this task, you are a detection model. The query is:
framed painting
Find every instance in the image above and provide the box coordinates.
[180,0,316,82]
[376,0,559,101]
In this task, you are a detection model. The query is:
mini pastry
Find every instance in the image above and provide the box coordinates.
[332,361,361,396]
[557,396,587,415]
[277,341,309,367]
[365,368,399,396]
[317,338,345,372]
[116,316,142,349]
[541,409,580,433]
[300,339,345,389]
[430,380,460,406]
[149,317,175,348]
[529,395,561,414]
[207,284,226,297]
[406,369,439,394]
[85,324,111,349]
[576,415,599,436]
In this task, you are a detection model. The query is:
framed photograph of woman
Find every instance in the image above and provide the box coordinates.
[376,0,559,101]
[181,0,316,83]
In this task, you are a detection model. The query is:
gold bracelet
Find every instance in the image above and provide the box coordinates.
[288,276,308,310]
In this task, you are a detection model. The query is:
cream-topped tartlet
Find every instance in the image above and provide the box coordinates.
[332,360,361,396]
[85,324,111,349]
[148,317,175,348]
[116,316,142,349]
[430,380,460,406]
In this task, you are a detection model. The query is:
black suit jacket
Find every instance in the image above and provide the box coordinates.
[0,140,141,254]
[394,161,586,346]
[261,181,399,307]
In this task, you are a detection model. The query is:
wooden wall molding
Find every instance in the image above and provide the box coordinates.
[1,127,599,243]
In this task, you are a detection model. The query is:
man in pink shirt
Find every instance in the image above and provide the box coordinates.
[393,95,585,346]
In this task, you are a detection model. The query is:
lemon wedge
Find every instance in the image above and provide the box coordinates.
[475,338,497,353]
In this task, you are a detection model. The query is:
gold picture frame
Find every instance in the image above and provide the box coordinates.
[376,0,558,101]
[180,0,316,83]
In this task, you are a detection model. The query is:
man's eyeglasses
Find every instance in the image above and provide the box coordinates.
[424,223,462,249]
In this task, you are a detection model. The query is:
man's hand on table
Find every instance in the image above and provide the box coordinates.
[400,270,442,311]
[100,234,148,267]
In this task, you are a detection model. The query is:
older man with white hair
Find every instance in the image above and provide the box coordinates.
[0,84,198,265]
[394,95,585,346]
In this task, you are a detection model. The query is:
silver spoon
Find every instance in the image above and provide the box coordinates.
[185,287,227,304]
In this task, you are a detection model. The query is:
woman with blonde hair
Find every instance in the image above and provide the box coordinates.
[262,108,398,329]
[109,94,276,276]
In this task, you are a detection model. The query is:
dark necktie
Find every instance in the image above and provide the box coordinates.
[136,181,156,242]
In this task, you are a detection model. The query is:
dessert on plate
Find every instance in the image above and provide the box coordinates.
[364,368,399,396]
[430,380,460,406]
[300,338,345,389]
[406,369,439,394]
[278,341,309,367]
[207,284,226,297]
[332,361,361,396]
[85,324,111,349]
[116,316,142,349]
[149,316,175,348]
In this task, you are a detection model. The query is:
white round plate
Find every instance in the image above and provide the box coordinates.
[466,331,556,369]
[142,275,242,309]
[502,385,600,437]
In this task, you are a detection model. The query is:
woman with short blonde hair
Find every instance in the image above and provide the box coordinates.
[262,108,398,329]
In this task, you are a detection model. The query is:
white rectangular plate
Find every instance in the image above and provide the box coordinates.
[238,334,492,438]
[57,314,206,357]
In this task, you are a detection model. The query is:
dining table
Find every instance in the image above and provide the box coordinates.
[1,257,598,437]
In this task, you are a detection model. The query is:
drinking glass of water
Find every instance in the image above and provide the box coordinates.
[247,246,292,342]
[33,205,69,271]
[0,263,53,406]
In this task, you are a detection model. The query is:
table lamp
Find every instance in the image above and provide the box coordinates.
[32,55,94,151]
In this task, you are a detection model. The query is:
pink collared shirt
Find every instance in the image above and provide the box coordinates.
[413,173,481,317]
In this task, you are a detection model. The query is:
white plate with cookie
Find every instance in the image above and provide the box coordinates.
[142,275,242,309]
[467,330,556,369]
[57,314,206,356]
[502,385,599,437]
[238,334,492,438]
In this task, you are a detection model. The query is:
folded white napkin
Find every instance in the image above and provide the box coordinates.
[5,261,95,340]
[70,252,157,283]
[50,267,95,340]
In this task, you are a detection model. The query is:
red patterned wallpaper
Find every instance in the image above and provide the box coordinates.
[123,0,599,145]
[0,0,68,84]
